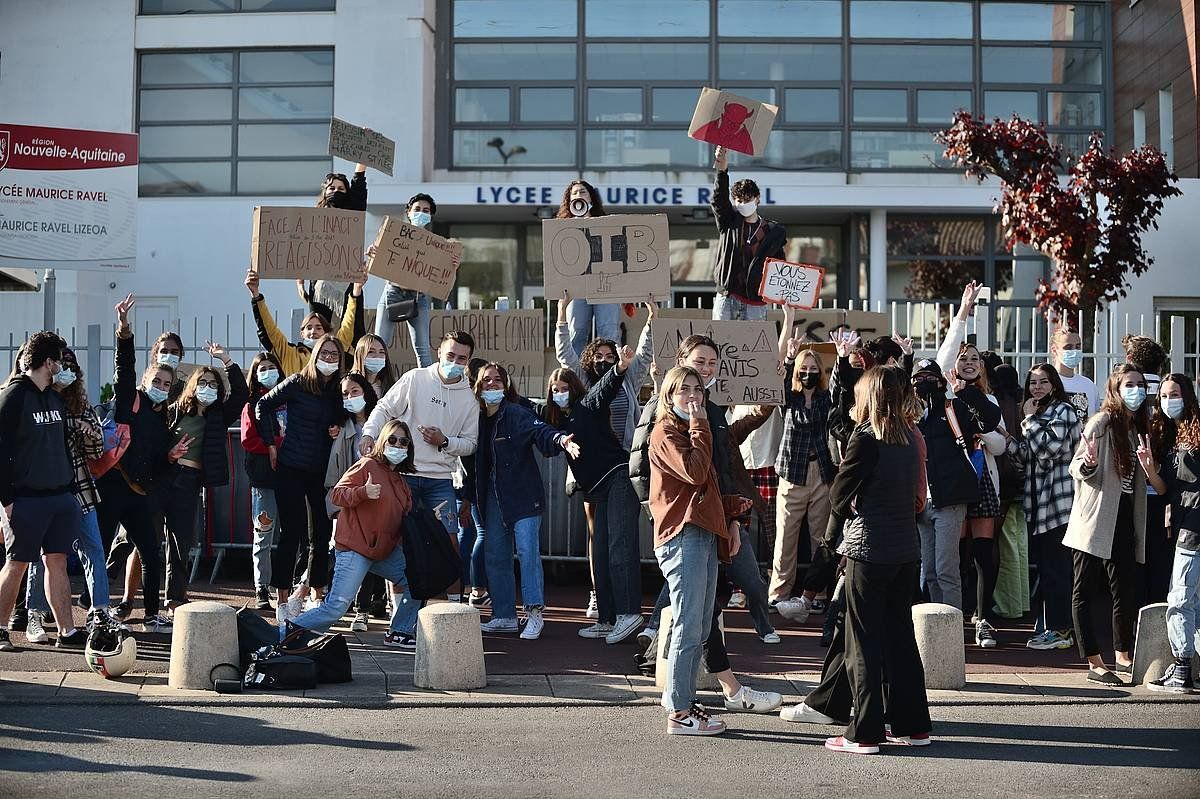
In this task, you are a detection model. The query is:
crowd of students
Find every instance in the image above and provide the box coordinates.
[1,147,1198,754]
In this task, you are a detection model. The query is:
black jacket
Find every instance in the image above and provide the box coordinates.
[917,386,1002,509]
[111,331,174,491]
[1166,447,1200,552]
[710,170,786,302]
[554,363,634,495]
[0,376,73,503]
[255,373,345,475]
[167,363,248,488]
[834,423,923,565]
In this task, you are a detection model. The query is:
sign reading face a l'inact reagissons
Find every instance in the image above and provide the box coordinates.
[0,123,139,272]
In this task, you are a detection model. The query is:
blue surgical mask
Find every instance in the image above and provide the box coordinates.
[53,368,77,388]
[363,357,387,375]
[195,386,218,405]
[1121,386,1146,411]
[481,388,505,406]
[302,337,319,350]
[439,361,465,380]
[146,386,169,405]
[1060,349,1083,369]
[409,210,432,228]
[1161,397,1185,420]
[344,395,366,414]
[552,391,570,408]
[157,353,181,369]
[672,405,691,421]
[257,368,279,388]
[316,360,339,377]
[384,446,408,465]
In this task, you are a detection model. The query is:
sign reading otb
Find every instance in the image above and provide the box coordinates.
[250,206,366,282]
[368,217,463,301]
[759,258,824,310]
[542,213,670,302]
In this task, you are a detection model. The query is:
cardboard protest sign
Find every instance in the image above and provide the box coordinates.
[368,217,463,301]
[688,88,778,157]
[542,214,670,303]
[364,308,419,376]
[327,117,395,176]
[840,310,891,340]
[759,259,825,309]
[250,206,366,282]
[652,317,783,406]
[428,310,546,396]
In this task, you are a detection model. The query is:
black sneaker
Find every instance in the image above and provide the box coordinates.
[77,590,92,610]
[9,608,27,632]
[56,628,88,648]
[383,631,416,651]
[255,587,273,611]
[112,600,132,621]
[1148,663,1195,694]
[0,629,14,651]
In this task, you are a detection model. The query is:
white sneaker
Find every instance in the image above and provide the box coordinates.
[780,702,838,724]
[286,597,305,621]
[520,608,544,640]
[25,611,49,644]
[605,614,643,644]
[578,622,614,639]
[480,617,519,633]
[726,591,747,609]
[350,612,368,632]
[585,591,598,619]
[777,596,812,623]
[724,685,783,714]
[637,626,658,650]
[760,631,781,644]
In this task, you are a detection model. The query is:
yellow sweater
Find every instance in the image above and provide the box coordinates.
[252,293,357,376]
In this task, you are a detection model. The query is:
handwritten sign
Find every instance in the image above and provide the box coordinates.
[368,217,463,301]
[771,308,891,344]
[542,213,670,303]
[428,310,545,396]
[250,206,366,282]
[688,88,778,157]
[327,117,394,176]
[652,317,782,406]
[759,259,824,309]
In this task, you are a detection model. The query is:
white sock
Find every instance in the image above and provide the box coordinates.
[447,593,461,602]
[62,627,77,637]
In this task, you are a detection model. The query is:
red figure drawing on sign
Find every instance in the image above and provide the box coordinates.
[693,102,755,154]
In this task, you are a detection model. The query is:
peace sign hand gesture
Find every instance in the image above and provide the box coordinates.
[1081,432,1099,468]
[115,294,136,326]
[1136,434,1158,475]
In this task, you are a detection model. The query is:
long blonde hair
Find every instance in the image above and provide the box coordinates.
[656,365,703,422]
[853,366,915,445]
[792,348,827,393]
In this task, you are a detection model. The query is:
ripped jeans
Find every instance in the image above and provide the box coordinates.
[251,487,277,591]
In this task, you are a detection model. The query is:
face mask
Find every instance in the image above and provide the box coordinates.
[363,357,386,375]
[257,368,280,388]
[1161,397,1185,420]
[672,405,691,421]
[1060,349,1083,369]
[914,381,940,400]
[1121,386,1146,411]
[316,360,339,377]
[157,353,181,369]
[146,386,169,405]
[439,361,465,380]
[196,386,218,406]
[798,371,819,389]
[384,446,408,465]
[409,210,432,228]
[481,388,505,406]
[593,360,615,378]
[734,200,758,218]
[53,368,77,388]
[343,395,366,414]
[569,198,591,218]
[302,337,319,350]
[552,391,570,408]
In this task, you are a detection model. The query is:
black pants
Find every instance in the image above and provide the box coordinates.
[843,558,930,744]
[702,567,733,675]
[271,464,332,592]
[162,464,204,604]
[355,573,387,614]
[1072,493,1138,658]
[96,471,163,618]
[1141,494,1172,606]
[804,584,852,724]
[1032,524,1073,632]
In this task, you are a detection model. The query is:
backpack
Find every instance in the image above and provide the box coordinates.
[88,394,139,479]
[402,500,463,601]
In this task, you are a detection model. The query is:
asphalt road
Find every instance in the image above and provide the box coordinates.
[1,701,1196,798]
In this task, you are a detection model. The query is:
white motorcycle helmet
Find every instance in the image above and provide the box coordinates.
[85,617,137,679]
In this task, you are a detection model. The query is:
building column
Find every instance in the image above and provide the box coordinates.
[868,208,887,311]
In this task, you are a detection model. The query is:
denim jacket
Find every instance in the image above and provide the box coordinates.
[465,400,565,529]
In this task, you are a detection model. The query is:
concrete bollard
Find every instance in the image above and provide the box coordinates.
[911,602,966,690]
[655,606,722,692]
[414,603,486,690]
[1132,602,1200,686]
[168,601,240,691]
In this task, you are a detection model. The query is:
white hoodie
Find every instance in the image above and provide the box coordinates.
[363,363,479,480]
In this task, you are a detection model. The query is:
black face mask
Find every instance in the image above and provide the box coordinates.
[798,371,819,389]
[323,189,348,208]
[593,360,615,378]
[914,381,942,401]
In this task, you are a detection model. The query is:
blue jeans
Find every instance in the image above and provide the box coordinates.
[566,299,621,354]
[376,283,431,367]
[712,294,768,321]
[655,525,719,713]
[589,470,643,623]
[1166,546,1200,659]
[251,487,277,591]
[483,487,544,619]
[457,501,488,590]
[27,508,108,613]
[404,476,459,539]
[292,545,420,636]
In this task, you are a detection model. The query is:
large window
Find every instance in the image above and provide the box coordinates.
[443,0,1109,171]
[137,49,333,196]
[140,0,334,12]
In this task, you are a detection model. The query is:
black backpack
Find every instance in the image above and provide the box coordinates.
[402,500,463,601]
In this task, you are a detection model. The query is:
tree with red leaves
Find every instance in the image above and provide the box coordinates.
[935,111,1180,321]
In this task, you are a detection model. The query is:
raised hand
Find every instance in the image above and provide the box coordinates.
[205,340,231,365]
[786,336,804,361]
[1082,432,1099,468]
[367,243,379,260]
[1136,434,1157,475]
[947,367,967,394]
[958,281,984,319]
[1023,398,1039,417]
[557,289,571,324]
[168,434,193,462]
[618,344,636,371]
[892,334,914,356]
[363,472,382,500]
[713,145,728,171]
[115,293,135,325]
[560,433,581,458]
[644,294,658,321]
[688,399,707,422]
[831,330,860,359]
[245,268,260,298]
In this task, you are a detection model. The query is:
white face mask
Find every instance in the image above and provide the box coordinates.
[704,375,716,390]
[53,368,78,388]
[1161,396,1185,420]
[734,200,758,218]
[157,352,181,370]
[316,360,339,376]
[363,357,386,375]
[257,368,280,388]
[195,385,218,406]
[302,337,319,350]
[344,395,366,414]
[552,391,570,408]
[384,446,409,465]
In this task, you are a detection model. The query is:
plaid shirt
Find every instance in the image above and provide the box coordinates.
[776,372,836,486]
[1008,400,1081,536]
[66,406,103,513]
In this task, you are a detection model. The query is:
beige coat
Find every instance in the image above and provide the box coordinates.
[1063,411,1147,563]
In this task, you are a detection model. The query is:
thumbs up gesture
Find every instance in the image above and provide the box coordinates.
[364,471,382,500]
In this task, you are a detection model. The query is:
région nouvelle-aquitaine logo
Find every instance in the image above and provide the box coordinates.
[0,131,10,172]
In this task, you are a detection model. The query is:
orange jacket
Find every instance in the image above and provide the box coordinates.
[330,456,413,561]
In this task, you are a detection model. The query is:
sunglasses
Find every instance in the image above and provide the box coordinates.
[323,172,349,186]
[387,435,411,447]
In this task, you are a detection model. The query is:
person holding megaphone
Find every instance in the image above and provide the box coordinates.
[556,180,621,356]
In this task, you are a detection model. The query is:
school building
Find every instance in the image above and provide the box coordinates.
[1,0,1197,368]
